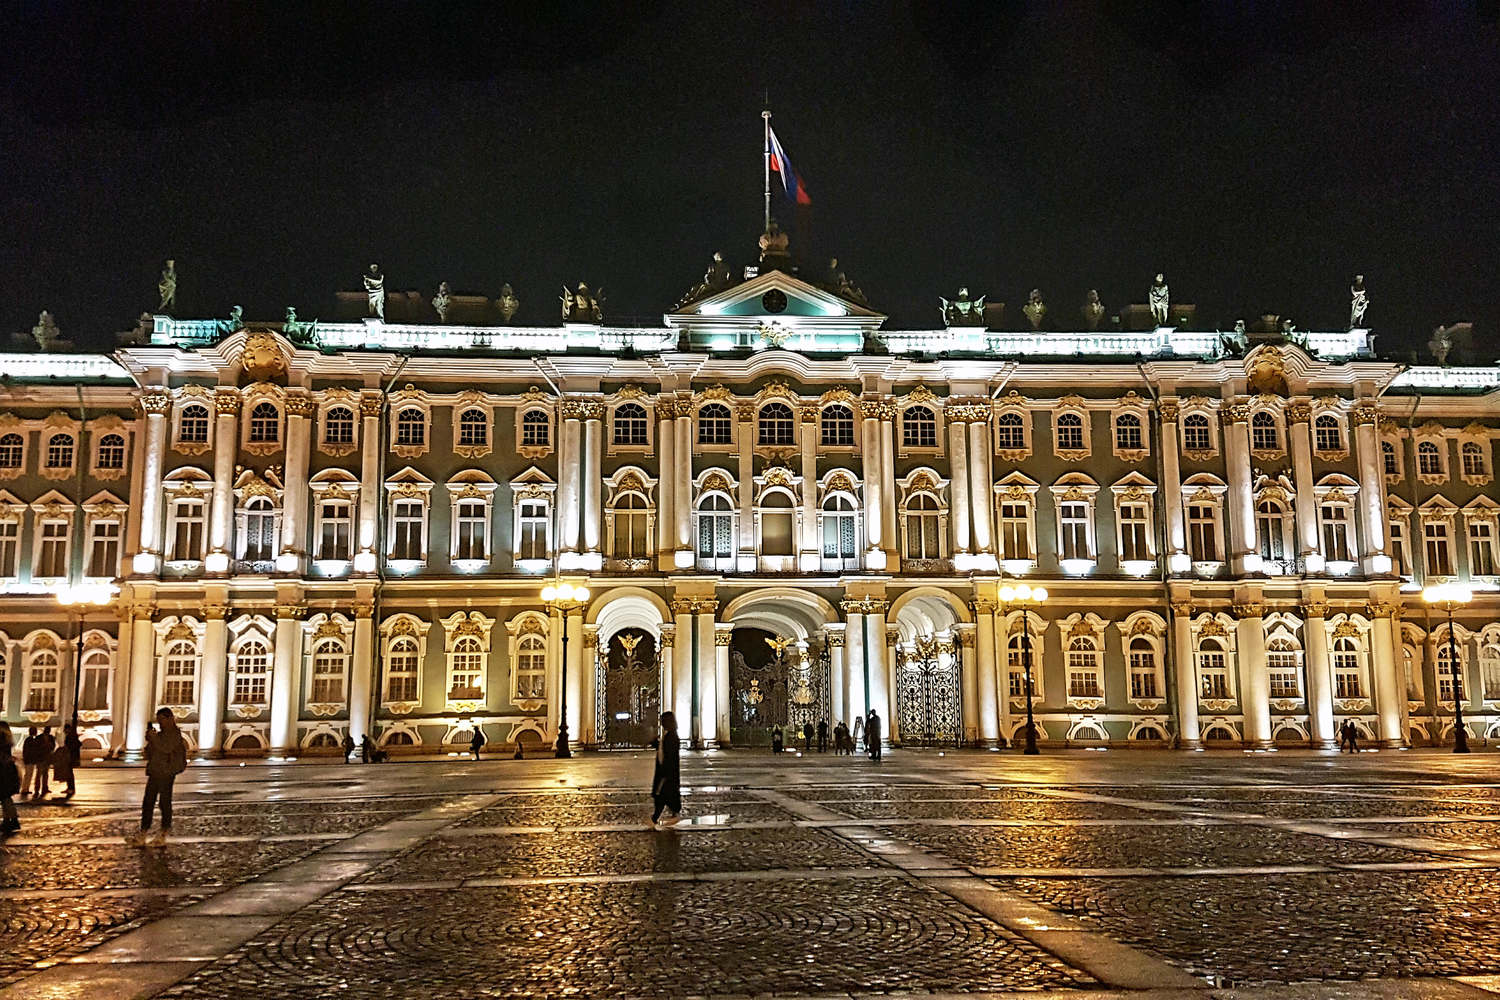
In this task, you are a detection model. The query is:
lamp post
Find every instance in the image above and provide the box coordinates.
[998,583,1047,755]
[541,581,590,759]
[1423,583,1472,754]
[55,582,118,732]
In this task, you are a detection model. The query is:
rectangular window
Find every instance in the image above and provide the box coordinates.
[1389,516,1408,574]
[171,499,205,561]
[998,501,1031,560]
[1059,501,1090,561]
[1129,648,1158,699]
[0,520,18,577]
[454,499,488,561]
[310,643,346,703]
[319,500,352,560]
[79,654,111,711]
[1268,667,1300,699]
[36,520,70,577]
[516,640,546,700]
[519,501,549,561]
[1118,503,1149,563]
[391,499,425,561]
[1188,504,1219,562]
[1425,521,1453,576]
[1470,520,1497,576]
[87,520,120,578]
[1333,648,1363,699]
[1321,504,1352,563]
[385,642,419,703]
[232,643,270,704]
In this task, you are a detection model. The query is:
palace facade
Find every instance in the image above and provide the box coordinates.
[2,265,1498,756]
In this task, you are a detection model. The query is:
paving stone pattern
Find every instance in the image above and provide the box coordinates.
[824,796,1163,821]
[0,891,206,985]
[0,840,319,890]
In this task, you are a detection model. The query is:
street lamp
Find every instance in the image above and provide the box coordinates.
[541,581,590,759]
[998,583,1047,755]
[55,582,118,733]
[1423,582,1473,754]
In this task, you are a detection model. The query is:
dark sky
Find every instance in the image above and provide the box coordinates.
[3,1,1498,359]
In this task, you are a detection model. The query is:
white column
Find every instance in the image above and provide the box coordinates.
[1159,401,1188,573]
[798,407,819,570]
[657,402,675,570]
[696,604,718,746]
[865,604,891,730]
[736,407,755,569]
[885,628,902,745]
[1171,603,1200,746]
[658,625,676,732]
[196,604,228,757]
[844,604,868,722]
[1222,407,1256,574]
[947,418,972,558]
[348,600,375,744]
[583,410,602,566]
[581,628,598,746]
[135,392,171,572]
[879,417,898,567]
[269,605,303,754]
[955,624,977,744]
[280,394,313,569]
[1302,602,1335,747]
[975,602,999,745]
[860,408,884,567]
[827,627,847,726]
[111,613,135,755]
[714,624,734,743]
[558,405,582,563]
[356,395,381,569]
[1288,404,1321,568]
[207,391,239,571]
[1369,601,1403,746]
[1236,603,1270,746]
[565,612,584,749]
[968,419,995,565]
[1354,404,1390,574]
[672,601,693,742]
[125,604,156,755]
[674,410,693,565]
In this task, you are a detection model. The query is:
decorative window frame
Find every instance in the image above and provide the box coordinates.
[817,389,862,452]
[604,466,657,570]
[1313,475,1360,573]
[21,630,65,721]
[39,411,81,481]
[752,466,803,569]
[1181,474,1229,575]
[1400,621,1426,703]
[1049,473,1099,574]
[1310,398,1350,461]
[389,385,432,460]
[385,467,434,567]
[1414,422,1450,484]
[993,472,1041,572]
[1433,620,1473,706]
[754,400,799,452]
[88,414,130,480]
[316,386,362,458]
[1461,497,1500,581]
[1058,612,1108,709]
[1251,476,1297,573]
[232,468,283,567]
[74,629,115,721]
[1192,612,1239,710]
[161,468,210,566]
[379,614,431,712]
[81,490,126,581]
[1178,397,1220,461]
[240,382,286,457]
[504,611,551,711]
[1458,423,1493,486]
[896,385,944,458]
[515,387,555,460]
[0,413,27,480]
[440,610,495,712]
[1326,613,1374,710]
[1001,609,1048,705]
[608,387,654,454]
[1118,611,1167,708]
[452,390,494,460]
[0,490,26,578]
[1262,612,1305,707]
[1110,391,1151,462]
[1386,497,1414,576]
[309,469,360,569]
[226,615,275,718]
[897,467,949,565]
[445,470,498,569]
[693,468,738,572]
[695,399,736,451]
[992,391,1032,460]
[1110,474,1158,574]
[1051,396,1092,462]
[153,616,204,717]
[171,385,215,456]
[816,469,863,572]
[303,613,354,716]
[509,466,556,571]
[1247,398,1287,460]
[1419,496,1459,579]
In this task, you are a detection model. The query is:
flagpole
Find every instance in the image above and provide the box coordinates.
[762,107,772,233]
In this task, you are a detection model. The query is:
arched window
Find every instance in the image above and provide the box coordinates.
[45,433,74,469]
[1128,636,1159,699]
[242,496,278,563]
[613,403,648,445]
[760,490,795,555]
[1198,636,1229,699]
[696,494,734,563]
[448,635,484,701]
[96,433,126,470]
[232,639,270,704]
[324,406,355,445]
[758,402,794,446]
[24,648,60,713]
[995,412,1025,450]
[1481,642,1500,701]
[1381,440,1398,476]
[1055,412,1084,451]
[0,434,21,469]
[1437,639,1463,701]
[611,492,650,559]
[458,409,488,447]
[248,402,280,444]
[902,405,937,448]
[1182,413,1211,452]
[698,403,732,445]
[1266,637,1300,698]
[821,494,858,565]
[396,408,426,447]
[1114,412,1143,451]
[821,404,855,447]
[1461,441,1486,479]
[385,637,419,702]
[78,646,111,711]
[1314,414,1343,452]
[162,639,197,705]
[903,492,941,560]
[1066,637,1101,698]
[521,409,550,446]
[1256,499,1288,563]
[1332,635,1363,699]
[516,633,546,700]
[179,404,210,444]
[1417,440,1443,477]
[310,638,347,703]
[1006,629,1041,699]
[1250,411,1279,451]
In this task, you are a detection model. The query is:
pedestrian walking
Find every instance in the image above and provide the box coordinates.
[51,726,77,800]
[650,711,681,827]
[867,710,883,762]
[802,721,814,752]
[771,726,784,753]
[470,726,486,760]
[1345,720,1360,753]
[34,727,55,798]
[19,728,40,801]
[127,708,187,847]
[817,719,828,753]
[63,724,81,798]
[852,716,864,754]
[0,724,19,836]
[834,721,849,755]
[341,733,356,763]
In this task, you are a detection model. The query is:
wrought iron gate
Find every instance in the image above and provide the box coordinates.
[729,628,832,746]
[895,639,962,746]
[595,629,659,748]
[787,639,832,739]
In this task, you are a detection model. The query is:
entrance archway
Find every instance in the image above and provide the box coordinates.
[598,628,660,748]
[889,588,968,746]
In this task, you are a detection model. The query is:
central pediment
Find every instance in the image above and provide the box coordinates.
[664,270,886,353]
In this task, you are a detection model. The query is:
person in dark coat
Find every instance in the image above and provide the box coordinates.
[817,720,829,753]
[771,726,784,753]
[127,708,187,847]
[802,722,814,751]
[53,724,81,799]
[19,728,40,801]
[341,733,356,763]
[834,721,849,755]
[469,726,486,760]
[867,710,883,762]
[0,724,19,835]
[650,711,681,827]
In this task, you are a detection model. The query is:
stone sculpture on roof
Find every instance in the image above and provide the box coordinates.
[1349,274,1369,329]
[363,264,385,320]
[158,259,177,313]
[31,310,62,351]
[1082,289,1105,330]
[940,288,986,327]
[283,306,317,346]
[677,252,734,308]
[432,281,451,323]
[1022,289,1046,331]
[759,220,791,270]
[1149,273,1170,326]
[498,284,520,323]
[562,282,604,323]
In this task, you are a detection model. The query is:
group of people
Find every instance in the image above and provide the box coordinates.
[0,723,84,836]
[1338,719,1362,753]
[770,712,884,761]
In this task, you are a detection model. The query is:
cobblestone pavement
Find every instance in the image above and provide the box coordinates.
[7,749,1500,998]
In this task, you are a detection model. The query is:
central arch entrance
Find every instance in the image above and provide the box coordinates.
[596,627,659,748]
[720,588,838,747]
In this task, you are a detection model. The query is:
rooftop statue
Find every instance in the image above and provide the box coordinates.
[1349,274,1369,329]
[825,257,867,306]
[118,312,152,346]
[283,306,317,346]
[363,263,385,320]
[1022,288,1046,331]
[158,259,177,313]
[32,310,62,351]
[1149,273,1170,326]
[1082,288,1105,330]
[218,305,244,337]
[1429,322,1471,367]
[498,283,520,323]
[562,282,604,323]
[677,251,734,308]
[940,287,986,327]
[759,220,790,268]
[432,281,451,323]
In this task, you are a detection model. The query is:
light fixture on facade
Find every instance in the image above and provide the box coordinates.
[353,551,377,573]
[204,552,230,573]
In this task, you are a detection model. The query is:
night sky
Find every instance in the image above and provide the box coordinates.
[3,2,1497,359]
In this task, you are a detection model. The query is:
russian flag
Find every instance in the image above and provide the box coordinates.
[768,127,811,205]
